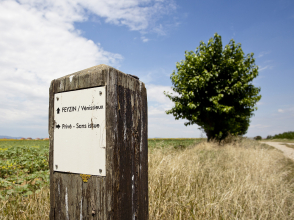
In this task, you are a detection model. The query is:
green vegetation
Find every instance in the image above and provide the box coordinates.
[0,140,49,199]
[164,33,261,141]
[254,135,262,140]
[267,131,294,140]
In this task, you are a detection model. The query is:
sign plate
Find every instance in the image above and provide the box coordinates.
[53,87,106,176]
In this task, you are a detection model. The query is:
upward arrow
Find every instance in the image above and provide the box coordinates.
[57,108,60,114]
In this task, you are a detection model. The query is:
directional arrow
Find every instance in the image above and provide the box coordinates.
[56,108,60,114]
[56,124,60,129]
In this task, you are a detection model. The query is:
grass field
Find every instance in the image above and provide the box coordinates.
[148,138,205,149]
[1,138,294,219]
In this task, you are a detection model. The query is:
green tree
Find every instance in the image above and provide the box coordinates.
[164,33,261,141]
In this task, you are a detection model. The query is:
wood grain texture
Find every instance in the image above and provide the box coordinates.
[49,65,148,220]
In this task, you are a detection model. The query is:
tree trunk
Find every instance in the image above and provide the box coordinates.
[205,129,213,142]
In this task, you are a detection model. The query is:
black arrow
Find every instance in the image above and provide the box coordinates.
[56,124,60,129]
[57,108,60,114]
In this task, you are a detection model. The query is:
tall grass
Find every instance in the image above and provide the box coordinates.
[149,139,294,219]
[0,187,49,219]
[1,138,294,219]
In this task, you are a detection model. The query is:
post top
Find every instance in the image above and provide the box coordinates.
[51,64,144,94]
[55,64,112,79]
[56,64,139,81]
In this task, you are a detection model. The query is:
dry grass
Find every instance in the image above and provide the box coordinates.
[149,139,294,219]
[1,139,294,219]
[0,187,49,219]
[282,144,294,149]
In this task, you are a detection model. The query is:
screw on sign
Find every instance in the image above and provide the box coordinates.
[49,64,148,220]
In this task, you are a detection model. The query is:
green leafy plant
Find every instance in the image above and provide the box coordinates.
[272,131,294,139]
[254,136,262,140]
[266,135,273,139]
[0,140,49,199]
[164,33,261,141]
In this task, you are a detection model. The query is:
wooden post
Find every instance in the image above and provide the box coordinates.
[48,64,148,219]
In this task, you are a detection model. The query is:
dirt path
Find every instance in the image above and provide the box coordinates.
[261,142,294,161]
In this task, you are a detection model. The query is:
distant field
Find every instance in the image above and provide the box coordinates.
[148,138,205,149]
[1,138,294,219]
[261,139,294,143]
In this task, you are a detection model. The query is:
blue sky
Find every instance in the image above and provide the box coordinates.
[0,0,293,138]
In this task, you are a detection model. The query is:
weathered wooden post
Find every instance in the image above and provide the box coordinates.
[48,64,148,219]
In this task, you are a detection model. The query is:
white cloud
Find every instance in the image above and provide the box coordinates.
[141,36,149,42]
[259,65,273,72]
[148,114,201,138]
[138,67,170,84]
[81,0,176,31]
[277,107,294,114]
[264,60,273,63]
[0,0,177,137]
[258,51,270,58]
[247,120,293,139]
[153,24,166,35]
[0,0,154,136]
[259,66,268,71]
[16,0,176,32]
[247,104,294,138]
[148,106,166,116]
[145,84,202,138]
[146,84,173,116]
[146,84,174,104]
[259,64,273,72]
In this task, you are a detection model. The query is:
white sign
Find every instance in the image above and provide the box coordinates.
[53,87,106,176]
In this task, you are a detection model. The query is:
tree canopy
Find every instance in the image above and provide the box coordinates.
[164,33,261,141]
